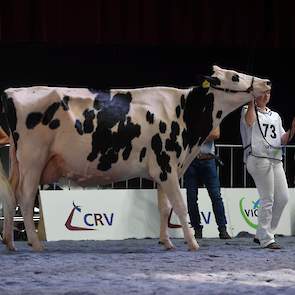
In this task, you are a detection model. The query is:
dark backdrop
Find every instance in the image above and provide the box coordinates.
[0,1,294,187]
[1,0,294,47]
[1,44,294,144]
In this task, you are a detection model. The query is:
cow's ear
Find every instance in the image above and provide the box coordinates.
[213,65,222,72]
[202,76,221,86]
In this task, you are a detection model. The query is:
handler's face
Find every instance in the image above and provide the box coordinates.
[256,90,270,107]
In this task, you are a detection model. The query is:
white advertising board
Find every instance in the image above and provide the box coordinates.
[222,188,291,237]
[40,188,293,241]
[40,189,161,241]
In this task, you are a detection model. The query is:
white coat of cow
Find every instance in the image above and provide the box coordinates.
[0,65,271,251]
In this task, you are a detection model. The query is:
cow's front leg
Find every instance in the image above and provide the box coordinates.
[18,175,44,252]
[157,187,175,250]
[159,174,199,251]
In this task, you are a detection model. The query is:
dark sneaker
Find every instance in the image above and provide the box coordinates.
[219,230,231,239]
[264,242,281,249]
[194,228,203,239]
[253,238,260,245]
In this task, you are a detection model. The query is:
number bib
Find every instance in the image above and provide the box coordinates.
[251,109,284,160]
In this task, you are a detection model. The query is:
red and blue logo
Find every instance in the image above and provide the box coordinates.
[65,201,114,231]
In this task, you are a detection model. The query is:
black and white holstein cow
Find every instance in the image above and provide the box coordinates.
[0,65,271,251]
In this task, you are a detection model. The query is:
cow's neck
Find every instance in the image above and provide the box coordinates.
[182,86,214,151]
[178,144,202,177]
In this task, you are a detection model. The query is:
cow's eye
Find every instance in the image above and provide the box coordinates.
[232,74,239,82]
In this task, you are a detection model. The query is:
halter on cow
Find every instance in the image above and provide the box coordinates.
[0,65,271,252]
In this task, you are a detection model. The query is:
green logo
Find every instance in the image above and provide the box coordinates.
[239,197,260,229]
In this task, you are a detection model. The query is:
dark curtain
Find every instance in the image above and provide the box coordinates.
[0,0,294,143]
[1,0,294,47]
[0,0,294,185]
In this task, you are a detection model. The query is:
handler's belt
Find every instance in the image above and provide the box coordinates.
[196,153,224,166]
[196,153,216,161]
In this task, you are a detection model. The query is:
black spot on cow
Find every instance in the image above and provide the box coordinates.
[99,91,132,129]
[88,128,112,162]
[180,95,186,109]
[97,118,140,169]
[151,134,162,154]
[146,111,154,124]
[98,149,119,171]
[93,96,102,110]
[182,129,188,150]
[26,112,43,129]
[3,95,18,149]
[61,96,70,111]
[139,147,147,162]
[151,134,171,182]
[4,97,16,132]
[49,119,60,129]
[232,74,239,82]
[115,117,140,160]
[165,121,182,158]
[83,109,95,133]
[209,77,221,86]
[159,121,166,133]
[175,105,181,118]
[122,143,132,160]
[75,119,84,135]
[87,91,141,171]
[216,110,223,119]
[160,172,167,181]
[183,86,214,150]
[13,131,19,146]
[42,102,60,126]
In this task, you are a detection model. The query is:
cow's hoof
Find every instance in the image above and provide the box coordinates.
[159,239,175,250]
[6,243,17,251]
[165,246,176,251]
[2,238,16,251]
[31,243,44,252]
[188,241,200,251]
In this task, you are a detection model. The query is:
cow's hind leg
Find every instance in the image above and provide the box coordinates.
[18,173,44,251]
[3,141,18,250]
[157,188,175,250]
[159,174,199,251]
[1,174,16,251]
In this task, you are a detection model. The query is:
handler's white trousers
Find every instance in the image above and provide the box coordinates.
[246,155,289,247]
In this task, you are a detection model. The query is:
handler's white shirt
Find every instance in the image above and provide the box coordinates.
[240,106,285,162]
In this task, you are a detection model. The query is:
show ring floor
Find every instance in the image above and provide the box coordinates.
[1,237,295,295]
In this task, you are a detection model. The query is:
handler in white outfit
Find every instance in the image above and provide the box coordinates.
[240,89,295,249]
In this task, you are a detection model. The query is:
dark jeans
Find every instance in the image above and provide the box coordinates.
[184,158,227,231]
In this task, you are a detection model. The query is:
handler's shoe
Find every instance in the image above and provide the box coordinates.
[219,229,231,239]
[253,238,260,244]
[264,242,281,249]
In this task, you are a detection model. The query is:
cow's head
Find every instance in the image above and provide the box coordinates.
[206,65,271,127]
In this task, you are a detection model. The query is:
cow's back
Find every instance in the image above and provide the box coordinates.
[5,86,189,185]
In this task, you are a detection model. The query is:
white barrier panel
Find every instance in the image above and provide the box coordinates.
[40,188,293,241]
[222,188,291,237]
[41,190,161,241]
[288,188,295,235]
